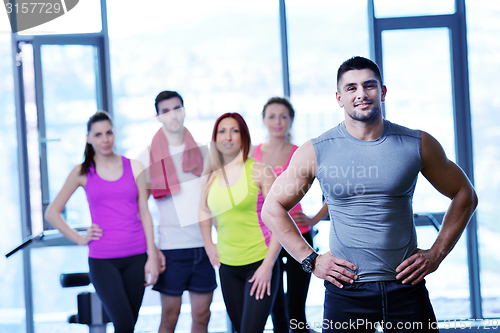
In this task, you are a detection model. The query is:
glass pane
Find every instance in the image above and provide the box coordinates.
[107,0,282,156]
[374,0,455,18]
[0,35,26,332]
[382,28,456,213]
[17,0,102,35]
[417,226,470,319]
[286,0,370,324]
[0,5,11,32]
[31,246,93,332]
[107,0,282,330]
[287,0,370,214]
[382,28,470,319]
[466,0,500,318]
[41,45,98,229]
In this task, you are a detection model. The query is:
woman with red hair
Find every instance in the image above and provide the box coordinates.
[199,113,281,333]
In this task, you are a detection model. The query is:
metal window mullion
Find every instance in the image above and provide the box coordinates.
[12,35,35,333]
[96,36,113,116]
[17,33,104,44]
[376,14,454,31]
[279,0,290,97]
[99,0,114,116]
[450,0,482,319]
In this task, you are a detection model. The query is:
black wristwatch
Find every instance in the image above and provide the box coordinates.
[301,252,319,273]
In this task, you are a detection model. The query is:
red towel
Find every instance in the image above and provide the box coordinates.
[149,127,203,198]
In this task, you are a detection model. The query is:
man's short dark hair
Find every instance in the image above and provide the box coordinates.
[337,56,383,90]
[154,91,184,114]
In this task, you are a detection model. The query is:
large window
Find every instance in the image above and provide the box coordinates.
[3,0,500,332]
[467,0,500,318]
[107,0,283,157]
[286,0,370,324]
[106,0,283,330]
[382,27,470,319]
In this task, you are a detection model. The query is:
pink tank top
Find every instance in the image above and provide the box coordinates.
[84,156,147,259]
[254,144,311,234]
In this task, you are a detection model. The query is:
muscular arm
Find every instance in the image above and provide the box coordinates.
[262,141,357,288]
[396,131,478,284]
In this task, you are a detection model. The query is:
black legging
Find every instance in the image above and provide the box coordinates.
[88,253,147,333]
[219,260,279,333]
[272,230,314,333]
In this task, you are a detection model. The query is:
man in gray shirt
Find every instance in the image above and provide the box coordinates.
[262,56,478,332]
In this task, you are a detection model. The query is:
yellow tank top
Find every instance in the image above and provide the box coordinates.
[207,158,271,266]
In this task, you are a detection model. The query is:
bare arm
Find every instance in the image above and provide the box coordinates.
[248,163,281,300]
[199,172,220,268]
[293,201,329,227]
[44,165,102,245]
[396,131,478,284]
[131,159,160,286]
[262,141,357,288]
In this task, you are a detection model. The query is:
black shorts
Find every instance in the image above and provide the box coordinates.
[322,280,438,332]
[152,247,217,296]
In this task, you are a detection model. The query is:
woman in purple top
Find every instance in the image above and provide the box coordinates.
[45,111,160,333]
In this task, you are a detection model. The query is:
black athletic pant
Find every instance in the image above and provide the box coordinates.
[272,230,314,333]
[219,260,279,333]
[88,253,147,333]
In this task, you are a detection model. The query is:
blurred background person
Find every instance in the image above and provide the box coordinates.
[199,112,281,333]
[45,111,159,333]
[136,91,216,333]
[251,97,327,332]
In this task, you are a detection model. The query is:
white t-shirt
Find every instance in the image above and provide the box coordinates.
[137,142,208,250]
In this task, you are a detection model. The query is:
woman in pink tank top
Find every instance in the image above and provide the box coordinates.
[45,111,160,333]
[252,97,328,333]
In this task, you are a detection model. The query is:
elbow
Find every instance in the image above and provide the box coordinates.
[44,204,53,223]
[460,185,478,216]
[471,188,478,212]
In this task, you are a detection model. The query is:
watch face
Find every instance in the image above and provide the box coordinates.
[302,259,313,273]
[302,253,317,273]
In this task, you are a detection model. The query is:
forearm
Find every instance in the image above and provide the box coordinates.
[200,218,214,246]
[261,234,281,268]
[431,186,478,260]
[312,202,329,225]
[45,209,85,245]
[140,212,157,254]
[262,200,315,263]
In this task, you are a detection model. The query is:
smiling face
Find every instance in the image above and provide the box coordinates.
[156,97,185,134]
[263,103,293,139]
[87,120,114,156]
[215,117,242,158]
[336,68,387,123]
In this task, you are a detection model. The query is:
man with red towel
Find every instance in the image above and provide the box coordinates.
[137,91,216,333]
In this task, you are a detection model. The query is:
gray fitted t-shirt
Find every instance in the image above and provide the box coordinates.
[311,120,422,282]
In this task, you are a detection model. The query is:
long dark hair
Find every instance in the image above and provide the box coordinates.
[80,111,113,175]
